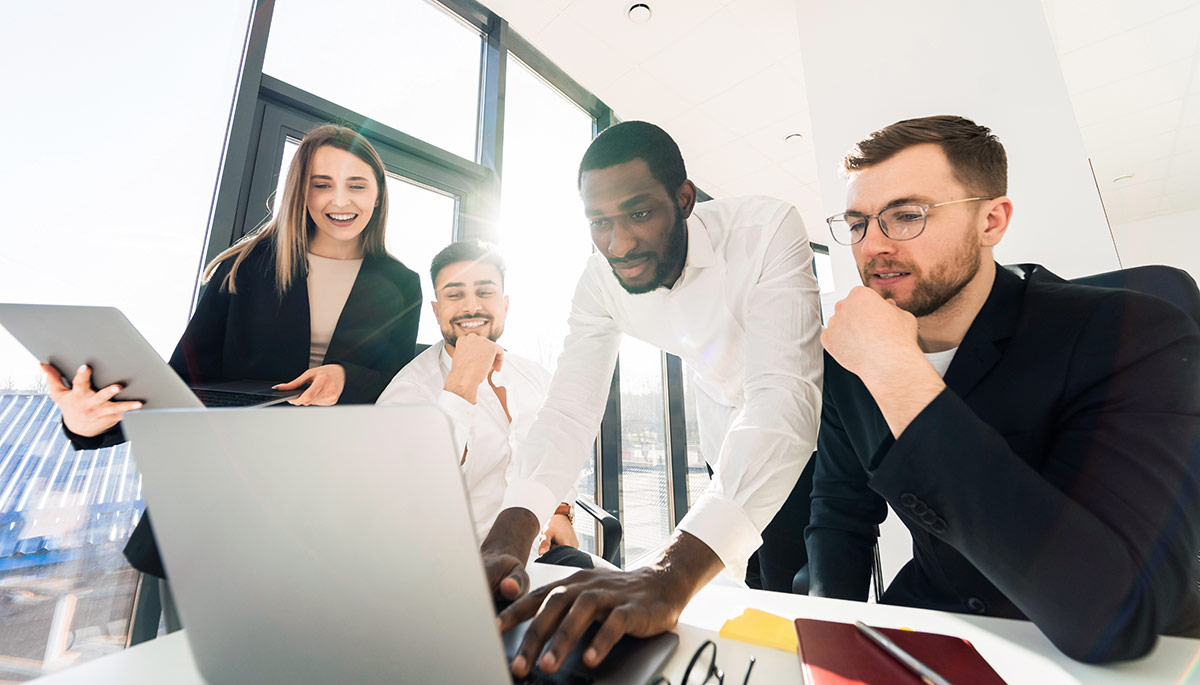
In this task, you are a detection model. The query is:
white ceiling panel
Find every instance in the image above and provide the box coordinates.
[1092,156,1172,187]
[483,0,1200,230]
[558,0,730,59]
[1164,173,1200,198]
[1042,0,1199,54]
[478,0,572,37]
[724,162,802,200]
[659,107,739,160]
[1166,152,1200,180]
[690,135,774,185]
[1078,99,1186,150]
[1083,128,1182,159]
[527,13,644,94]
[598,68,696,123]
[779,149,821,186]
[1068,58,1194,129]
[698,62,807,137]
[640,7,775,96]
[726,0,801,62]
[742,112,816,164]
[1057,4,1200,94]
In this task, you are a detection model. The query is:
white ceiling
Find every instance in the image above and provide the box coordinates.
[481,0,1200,231]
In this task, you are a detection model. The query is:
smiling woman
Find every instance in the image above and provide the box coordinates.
[40,124,423,582]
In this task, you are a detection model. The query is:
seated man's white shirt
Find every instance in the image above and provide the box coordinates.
[377,342,574,539]
[502,196,824,578]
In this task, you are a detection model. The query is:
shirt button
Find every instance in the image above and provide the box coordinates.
[967,597,987,614]
[900,493,917,507]
[931,520,948,535]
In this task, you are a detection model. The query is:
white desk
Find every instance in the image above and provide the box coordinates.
[31,563,1200,684]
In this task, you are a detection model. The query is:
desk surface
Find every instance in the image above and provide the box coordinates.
[31,564,1200,684]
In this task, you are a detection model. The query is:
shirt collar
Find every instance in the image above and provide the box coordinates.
[437,340,453,376]
[684,211,716,271]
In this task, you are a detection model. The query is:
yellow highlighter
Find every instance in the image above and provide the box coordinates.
[719,608,800,652]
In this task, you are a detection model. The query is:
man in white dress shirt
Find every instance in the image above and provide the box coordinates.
[491,121,824,678]
[377,241,586,564]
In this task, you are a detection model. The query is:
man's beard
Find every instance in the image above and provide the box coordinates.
[862,231,981,318]
[443,316,503,348]
[610,208,688,295]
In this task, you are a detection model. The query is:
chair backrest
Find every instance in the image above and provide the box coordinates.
[1070,265,1200,327]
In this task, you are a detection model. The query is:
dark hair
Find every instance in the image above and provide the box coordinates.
[842,115,1007,197]
[578,121,687,193]
[430,240,506,288]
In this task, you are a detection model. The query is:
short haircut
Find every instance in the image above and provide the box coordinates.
[578,121,687,193]
[429,240,506,289]
[842,115,1007,197]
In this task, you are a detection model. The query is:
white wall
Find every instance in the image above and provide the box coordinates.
[795,0,1121,301]
[0,1,251,388]
[1111,209,1200,284]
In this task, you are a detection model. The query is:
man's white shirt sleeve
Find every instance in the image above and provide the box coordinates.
[675,205,823,575]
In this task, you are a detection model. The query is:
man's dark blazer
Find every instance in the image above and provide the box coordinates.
[66,239,422,576]
[806,263,1200,663]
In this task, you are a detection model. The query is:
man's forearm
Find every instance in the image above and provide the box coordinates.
[648,530,725,608]
[859,353,945,438]
[483,507,541,561]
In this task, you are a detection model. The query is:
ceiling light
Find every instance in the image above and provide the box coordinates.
[628,3,652,24]
[784,133,804,143]
[1112,174,1135,183]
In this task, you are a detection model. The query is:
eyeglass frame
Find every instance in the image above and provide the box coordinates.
[651,639,755,685]
[825,196,997,246]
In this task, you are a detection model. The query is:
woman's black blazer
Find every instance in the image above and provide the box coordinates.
[68,239,422,576]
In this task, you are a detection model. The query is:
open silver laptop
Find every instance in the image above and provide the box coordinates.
[0,303,296,408]
[122,405,676,684]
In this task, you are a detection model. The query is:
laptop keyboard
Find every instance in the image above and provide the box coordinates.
[192,388,285,408]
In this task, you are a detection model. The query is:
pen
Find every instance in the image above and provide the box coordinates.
[854,620,953,685]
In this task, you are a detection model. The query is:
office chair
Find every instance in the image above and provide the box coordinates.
[1070,265,1200,326]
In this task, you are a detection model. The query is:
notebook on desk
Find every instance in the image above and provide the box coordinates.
[123,405,676,684]
[794,618,1007,685]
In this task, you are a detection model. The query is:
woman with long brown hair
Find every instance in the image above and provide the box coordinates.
[42,124,422,580]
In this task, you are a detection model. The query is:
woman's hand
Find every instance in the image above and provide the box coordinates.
[41,363,143,437]
[275,364,346,406]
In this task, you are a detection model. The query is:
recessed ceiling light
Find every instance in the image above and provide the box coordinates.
[784,133,804,143]
[628,3,652,24]
[1112,174,1135,183]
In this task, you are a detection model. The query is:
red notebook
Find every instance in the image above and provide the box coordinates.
[794,618,1007,684]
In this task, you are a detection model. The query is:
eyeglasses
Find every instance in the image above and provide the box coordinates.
[651,640,755,685]
[826,197,995,246]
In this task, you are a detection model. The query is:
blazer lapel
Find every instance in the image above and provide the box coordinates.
[941,264,1028,398]
[326,255,395,364]
[277,264,312,370]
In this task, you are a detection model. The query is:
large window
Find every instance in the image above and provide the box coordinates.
[497,57,596,372]
[496,56,599,551]
[263,0,484,160]
[0,0,253,675]
[616,338,670,564]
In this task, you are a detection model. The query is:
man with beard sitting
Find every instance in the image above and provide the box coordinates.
[807,114,1200,663]
[377,240,587,566]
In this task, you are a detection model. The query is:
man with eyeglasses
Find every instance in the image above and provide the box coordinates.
[807,115,1200,663]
